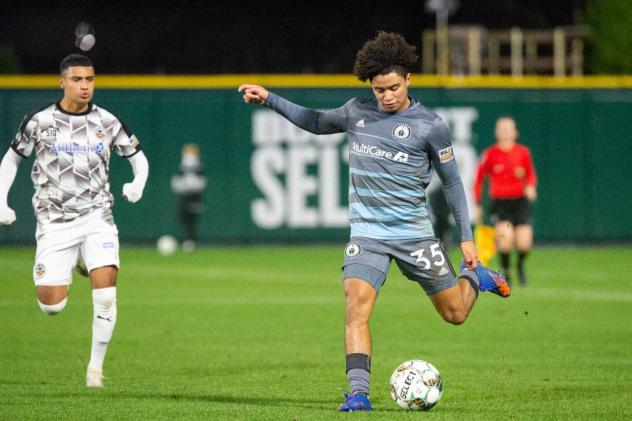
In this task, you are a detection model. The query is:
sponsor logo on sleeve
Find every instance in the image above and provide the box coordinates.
[130,135,140,149]
[438,146,454,163]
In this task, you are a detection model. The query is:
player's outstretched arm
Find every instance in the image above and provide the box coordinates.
[122,151,149,203]
[238,83,347,135]
[0,148,22,225]
[238,84,269,105]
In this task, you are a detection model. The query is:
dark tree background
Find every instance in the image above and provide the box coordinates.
[0,0,590,74]
[585,0,632,74]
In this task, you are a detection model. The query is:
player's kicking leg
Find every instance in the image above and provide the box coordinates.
[33,233,77,316]
[36,285,69,314]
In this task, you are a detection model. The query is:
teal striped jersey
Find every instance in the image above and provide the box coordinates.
[265,93,472,241]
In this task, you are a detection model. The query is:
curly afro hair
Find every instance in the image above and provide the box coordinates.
[353,31,418,82]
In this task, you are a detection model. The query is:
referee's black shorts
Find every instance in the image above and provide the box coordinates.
[490,197,532,226]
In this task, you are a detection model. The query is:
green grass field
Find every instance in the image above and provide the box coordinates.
[1,245,631,420]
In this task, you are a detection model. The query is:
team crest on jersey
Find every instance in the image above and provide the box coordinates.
[392,123,411,141]
[95,126,105,139]
[345,242,361,258]
[438,146,455,163]
[34,263,46,278]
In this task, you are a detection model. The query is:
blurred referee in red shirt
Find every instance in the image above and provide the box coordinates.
[474,116,537,286]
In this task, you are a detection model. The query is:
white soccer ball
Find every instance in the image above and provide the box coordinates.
[78,34,96,51]
[390,359,443,411]
[156,235,178,256]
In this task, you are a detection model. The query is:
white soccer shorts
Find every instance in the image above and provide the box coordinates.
[33,209,120,286]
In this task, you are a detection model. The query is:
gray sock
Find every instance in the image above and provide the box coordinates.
[460,270,480,296]
[346,353,371,396]
[347,368,370,396]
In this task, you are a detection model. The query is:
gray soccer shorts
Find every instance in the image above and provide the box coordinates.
[341,237,457,296]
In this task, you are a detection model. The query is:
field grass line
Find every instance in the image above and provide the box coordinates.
[123,295,342,306]
[126,264,336,283]
[526,287,632,302]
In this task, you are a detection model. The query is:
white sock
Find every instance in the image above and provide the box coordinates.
[88,287,117,370]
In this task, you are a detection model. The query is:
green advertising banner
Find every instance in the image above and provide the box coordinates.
[1,79,631,244]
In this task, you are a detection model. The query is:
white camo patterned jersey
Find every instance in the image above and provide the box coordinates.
[10,102,141,224]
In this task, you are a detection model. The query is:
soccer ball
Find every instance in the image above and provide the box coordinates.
[389,359,443,411]
[156,235,178,256]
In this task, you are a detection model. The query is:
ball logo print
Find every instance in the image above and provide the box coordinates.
[345,242,361,258]
[390,359,443,411]
[392,123,411,141]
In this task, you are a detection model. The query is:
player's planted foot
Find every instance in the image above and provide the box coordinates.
[86,367,104,388]
[338,392,372,412]
[461,261,511,297]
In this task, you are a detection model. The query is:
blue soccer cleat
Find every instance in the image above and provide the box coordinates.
[461,260,511,297]
[338,392,373,412]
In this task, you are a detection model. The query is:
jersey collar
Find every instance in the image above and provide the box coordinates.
[55,101,93,116]
[375,97,419,115]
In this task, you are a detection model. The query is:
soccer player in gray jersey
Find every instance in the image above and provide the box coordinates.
[239,32,510,411]
[0,54,149,388]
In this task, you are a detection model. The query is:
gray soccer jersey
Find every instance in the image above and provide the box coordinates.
[10,102,141,224]
[265,93,472,241]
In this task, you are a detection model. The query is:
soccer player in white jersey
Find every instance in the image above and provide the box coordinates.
[0,54,149,388]
[239,32,510,411]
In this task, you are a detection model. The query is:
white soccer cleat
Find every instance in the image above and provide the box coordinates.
[86,367,104,388]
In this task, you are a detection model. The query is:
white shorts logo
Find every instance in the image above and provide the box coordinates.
[34,263,46,278]
[392,123,411,141]
[345,242,361,258]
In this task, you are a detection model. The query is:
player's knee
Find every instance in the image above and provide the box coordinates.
[92,287,117,309]
[441,309,467,325]
[37,297,68,315]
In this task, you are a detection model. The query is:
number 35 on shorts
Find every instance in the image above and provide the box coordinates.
[409,243,447,272]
